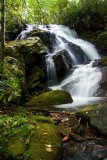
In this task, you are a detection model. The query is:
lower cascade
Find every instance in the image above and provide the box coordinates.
[17,24,102,102]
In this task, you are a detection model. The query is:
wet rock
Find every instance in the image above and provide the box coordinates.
[53,49,73,82]
[76,103,107,137]
[68,42,89,64]
[27,29,56,52]
[63,140,107,160]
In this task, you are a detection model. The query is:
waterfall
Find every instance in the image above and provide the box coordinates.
[46,55,57,86]
[17,24,102,99]
[60,62,102,97]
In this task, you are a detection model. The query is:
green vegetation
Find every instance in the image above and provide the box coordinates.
[60,0,107,33]
[0,57,22,106]
[0,111,62,159]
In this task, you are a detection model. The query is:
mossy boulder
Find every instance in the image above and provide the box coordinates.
[4,36,47,98]
[27,66,45,93]
[0,113,63,160]
[76,103,107,136]
[5,37,46,68]
[27,29,56,52]
[26,90,73,109]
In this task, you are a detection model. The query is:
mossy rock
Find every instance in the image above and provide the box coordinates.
[5,43,25,74]
[0,113,62,160]
[27,66,45,94]
[97,57,107,67]
[76,103,107,136]
[26,90,73,109]
[5,37,46,67]
[27,29,49,43]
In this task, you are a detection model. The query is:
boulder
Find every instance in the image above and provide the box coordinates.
[4,37,47,98]
[27,66,45,94]
[76,103,107,137]
[53,50,73,82]
[27,29,56,52]
[26,90,73,109]
[5,37,46,68]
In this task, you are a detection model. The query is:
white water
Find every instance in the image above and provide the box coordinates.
[46,55,57,86]
[17,24,102,108]
[57,62,102,97]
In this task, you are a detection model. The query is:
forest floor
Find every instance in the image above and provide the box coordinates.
[1,106,107,160]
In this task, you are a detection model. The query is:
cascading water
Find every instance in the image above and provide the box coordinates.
[17,24,102,108]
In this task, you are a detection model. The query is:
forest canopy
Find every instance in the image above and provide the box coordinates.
[0,0,107,40]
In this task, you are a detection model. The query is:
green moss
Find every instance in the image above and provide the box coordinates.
[98,57,107,67]
[27,66,45,91]
[7,136,25,158]
[29,123,62,160]
[0,112,62,160]
[26,90,73,109]
[5,37,46,68]
[16,37,46,55]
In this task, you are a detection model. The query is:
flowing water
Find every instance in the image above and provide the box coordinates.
[17,24,103,109]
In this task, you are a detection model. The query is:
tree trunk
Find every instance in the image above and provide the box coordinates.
[0,0,5,74]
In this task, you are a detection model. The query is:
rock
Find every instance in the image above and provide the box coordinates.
[26,90,73,109]
[63,140,107,160]
[53,50,73,82]
[68,42,89,64]
[27,29,56,52]
[93,58,107,96]
[4,37,47,98]
[5,37,46,68]
[76,103,107,137]
[0,113,63,160]
[27,66,45,94]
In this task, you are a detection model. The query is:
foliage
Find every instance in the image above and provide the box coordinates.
[0,57,22,106]
[0,111,62,160]
[61,0,107,32]
[1,0,106,40]
[60,0,107,32]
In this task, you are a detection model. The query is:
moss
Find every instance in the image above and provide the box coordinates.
[26,90,73,109]
[76,104,107,136]
[28,123,62,160]
[27,29,51,47]
[7,136,25,158]
[5,37,46,67]
[98,57,107,67]
[27,66,45,93]
[28,66,44,83]
[16,37,46,55]
[0,113,63,160]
